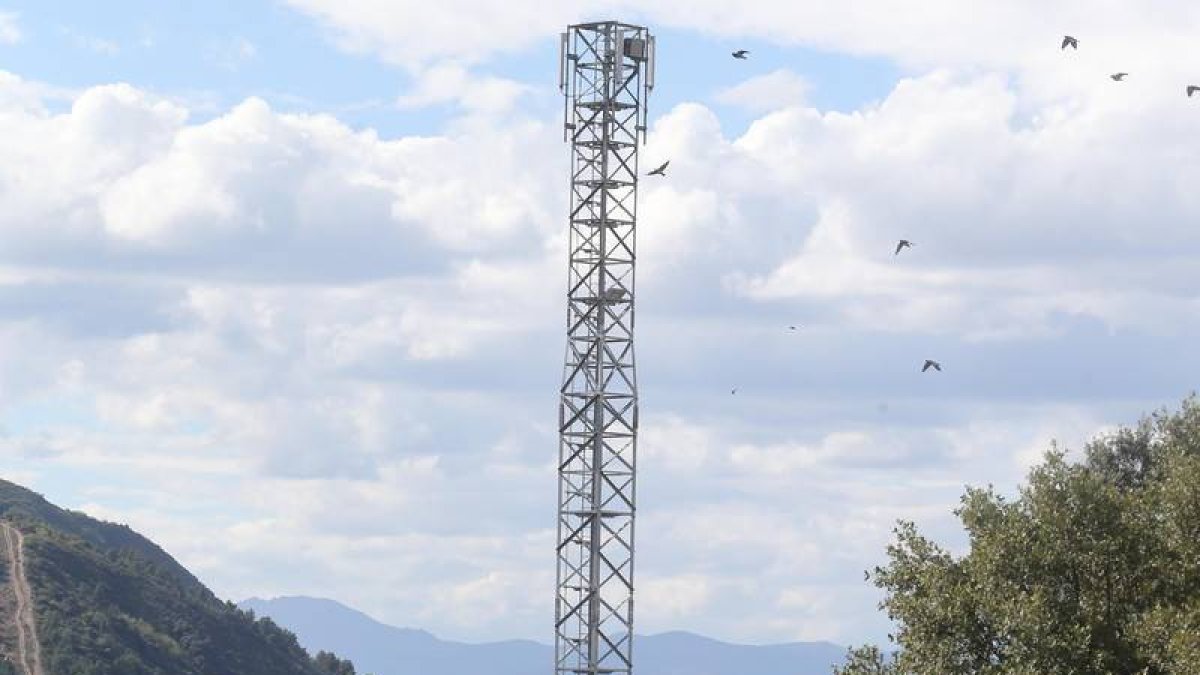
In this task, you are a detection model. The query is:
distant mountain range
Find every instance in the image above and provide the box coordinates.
[240,596,848,675]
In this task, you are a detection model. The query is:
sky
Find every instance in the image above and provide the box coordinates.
[2,0,1200,649]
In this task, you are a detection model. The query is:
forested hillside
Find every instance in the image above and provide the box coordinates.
[0,479,362,675]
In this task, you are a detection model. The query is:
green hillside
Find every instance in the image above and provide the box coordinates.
[0,478,361,675]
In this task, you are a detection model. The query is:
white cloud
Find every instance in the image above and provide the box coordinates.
[0,11,20,45]
[396,62,530,113]
[640,574,715,620]
[641,415,715,472]
[0,70,77,114]
[0,79,561,261]
[6,35,1200,648]
[715,69,810,113]
[680,70,1200,339]
[283,0,1200,86]
[284,0,598,67]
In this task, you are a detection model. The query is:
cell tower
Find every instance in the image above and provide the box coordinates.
[554,21,655,675]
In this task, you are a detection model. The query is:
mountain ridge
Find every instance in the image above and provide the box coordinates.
[241,595,848,675]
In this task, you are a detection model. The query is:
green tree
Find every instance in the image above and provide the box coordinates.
[834,645,898,674]
[838,396,1200,674]
[313,650,358,675]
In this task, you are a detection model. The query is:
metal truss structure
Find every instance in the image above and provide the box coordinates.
[554,20,655,675]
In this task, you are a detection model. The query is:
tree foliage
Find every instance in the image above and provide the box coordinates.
[837,396,1200,674]
[313,651,358,675]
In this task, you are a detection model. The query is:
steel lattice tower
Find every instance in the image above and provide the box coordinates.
[554,21,655,675]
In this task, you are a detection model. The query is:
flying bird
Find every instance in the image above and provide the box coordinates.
[894,239,913,256]
[731,387,738,395]
[1111,72,1128,82]
[732,50,750,60]
[1061,35,1078,50]
[789,325,798,331]
[647,160,669,176]
[922,360,942,373]
[1188,85,1199,98]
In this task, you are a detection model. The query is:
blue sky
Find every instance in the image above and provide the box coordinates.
[3,0,1200,651]
[1,1,899,134]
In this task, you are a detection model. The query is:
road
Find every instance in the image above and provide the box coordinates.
[2,523,43,675]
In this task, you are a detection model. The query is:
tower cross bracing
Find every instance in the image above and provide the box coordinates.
[554,20,655,675]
